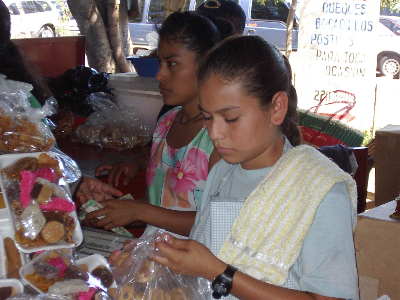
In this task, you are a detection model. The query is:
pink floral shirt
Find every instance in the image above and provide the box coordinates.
[146,107,214,210]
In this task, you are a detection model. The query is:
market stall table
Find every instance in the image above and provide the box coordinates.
[355,200,400,300]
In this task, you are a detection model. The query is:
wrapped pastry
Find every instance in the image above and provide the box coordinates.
[20,201,46,240]
[0,86,56,154]
[111,231,204,300]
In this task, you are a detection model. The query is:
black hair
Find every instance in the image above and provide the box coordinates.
[198,35,301,146]
[157,11,222,59]
[0,0,10,43]
[0,0,50,103]
[197,0,246,35]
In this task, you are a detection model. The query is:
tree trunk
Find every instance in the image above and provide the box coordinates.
[119,0,134,58]
[107,0,133,72]
[67,0,133,73]
[285,0,298,58]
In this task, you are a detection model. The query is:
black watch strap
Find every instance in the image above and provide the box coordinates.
[211,265,238,299]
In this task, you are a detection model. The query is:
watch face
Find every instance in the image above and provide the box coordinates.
[212,281,227,298]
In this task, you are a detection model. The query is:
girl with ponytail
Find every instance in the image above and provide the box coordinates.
[153,36,359,300]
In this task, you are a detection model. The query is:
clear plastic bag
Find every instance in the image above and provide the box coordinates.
[0,75,57,154]
[74,93,151,151]
[111,231,206,300]
[8,295,70,300]
[0,152,82,252]
[20,250,115,299]
[49,148,82,184]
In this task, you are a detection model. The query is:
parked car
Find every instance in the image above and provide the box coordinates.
[127,0,297,51]
[380,15,400,35]
[376,20,400,78]
[4,0,60,38]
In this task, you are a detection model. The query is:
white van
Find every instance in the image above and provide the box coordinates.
[128,0,298,51]
[4,0,60,38]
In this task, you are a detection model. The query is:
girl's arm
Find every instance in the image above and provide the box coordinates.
[86,200,196,236]
[153,237,342,300]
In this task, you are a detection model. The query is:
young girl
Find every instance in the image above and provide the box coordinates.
[153,36,359,299]
[77,12,222,236]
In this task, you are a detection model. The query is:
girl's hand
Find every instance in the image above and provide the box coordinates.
[95,162,140,187]
[75,177,123,205]
[152,234,226,280]
[85,199,145,229]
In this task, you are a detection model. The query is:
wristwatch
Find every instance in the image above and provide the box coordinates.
[211,265,238,299]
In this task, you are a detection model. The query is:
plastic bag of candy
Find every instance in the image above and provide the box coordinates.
[110,230,206,300]
[19,250,116,300]
[0,74,57,154]
[74,94,151,151]
[0,153,82,252]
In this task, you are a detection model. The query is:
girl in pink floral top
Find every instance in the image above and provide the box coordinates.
[77,12,224,236]
[147,107,214,210]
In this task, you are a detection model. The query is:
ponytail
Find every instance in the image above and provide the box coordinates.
[281,56,301,146]
[281,85,301,146]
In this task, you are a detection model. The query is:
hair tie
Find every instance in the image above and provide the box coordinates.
[204,0,222,9]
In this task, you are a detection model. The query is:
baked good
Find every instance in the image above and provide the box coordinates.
[117,284,137,300]
[0,287,14,300]
[36,183,53,204]
[41,221,66,244]
[149,288,171,300]
[91,266,114,288]
[0,193,5,209]
[25,272,56,292]
[2,157,38,180]
[0,110,55,154]
[136,260,155,283]
[48,279,89,295]
[4,237,22,278]
[169,288,188,300]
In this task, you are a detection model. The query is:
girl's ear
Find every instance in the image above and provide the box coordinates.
[269,91,288,126]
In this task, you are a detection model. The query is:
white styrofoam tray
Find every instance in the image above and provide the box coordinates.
[0,278,24,295]
[0,191,10,221]
[0,152,83,253]
[20,253,115,294]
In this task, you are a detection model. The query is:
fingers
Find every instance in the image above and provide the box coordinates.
[110,167,125,187]
[100,184,123,199]
[151,254,171,268]
[154,239,185,260]
[86,207,109,220]
[163,235,190,251]
[95,165,113,177]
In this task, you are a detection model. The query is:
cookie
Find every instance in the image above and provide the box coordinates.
[41,221,65,244]
[169,288,188,300]
[91,266,114,288]
[117,285,138,300]
[36,183,53,204]
[149,288,172,300]
[0,287,13,300]
[4,237,22,278]
[0,193,5,209]
[136,260,155,283]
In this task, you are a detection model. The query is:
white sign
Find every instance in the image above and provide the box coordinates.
[295,0,380,130]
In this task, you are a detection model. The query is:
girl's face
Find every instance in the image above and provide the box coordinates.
[199,74,287,170]
[156,39,199,106]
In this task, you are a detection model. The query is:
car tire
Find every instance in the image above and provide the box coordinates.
[38,25,56,38]
[378,54,400,78]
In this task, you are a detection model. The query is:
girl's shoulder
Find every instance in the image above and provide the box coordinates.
[157,106,181,123]
[153,106,181,137]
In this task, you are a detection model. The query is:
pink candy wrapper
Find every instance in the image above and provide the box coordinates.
[40,197,76,213]
[20,170,37,208]
[34,167,59,182]
[48,257,68,277]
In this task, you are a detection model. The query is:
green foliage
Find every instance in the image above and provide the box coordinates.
[381,0,400,13]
